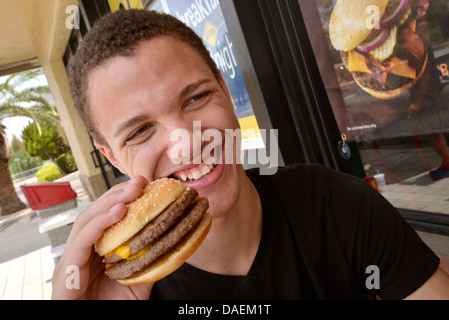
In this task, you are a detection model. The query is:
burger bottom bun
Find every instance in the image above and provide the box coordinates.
[354,54,428,100]
[117,213,212,286]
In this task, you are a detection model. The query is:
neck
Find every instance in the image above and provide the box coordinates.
[187,167,262,276]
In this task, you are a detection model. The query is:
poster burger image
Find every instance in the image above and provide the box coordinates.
[329,0,430,100]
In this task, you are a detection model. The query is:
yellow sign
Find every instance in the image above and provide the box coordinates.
[108,0,143,11]
[203,21,218,47]
[203,21,225,47]
[238,115,262,140]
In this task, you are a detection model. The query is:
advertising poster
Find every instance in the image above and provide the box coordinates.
[300,0,449,142]
[149,0,264,150]
[108,0,143,11]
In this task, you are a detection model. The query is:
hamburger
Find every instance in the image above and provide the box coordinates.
[329,0,430,99]
[95,178,212,285]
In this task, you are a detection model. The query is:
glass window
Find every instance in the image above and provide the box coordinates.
[143,0,272,171]
[300,0,449,215]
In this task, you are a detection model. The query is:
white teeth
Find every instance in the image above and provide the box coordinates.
[204,156,216,166]
[202,165,211,176]
[175,162,216,182]
[192,171,202,180]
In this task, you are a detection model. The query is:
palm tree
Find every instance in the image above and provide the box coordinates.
[0,69,61,216]
[0,69,60,132]
[0,123,26,215]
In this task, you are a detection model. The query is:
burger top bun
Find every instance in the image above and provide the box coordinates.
[95,178,186,256]
[329,0,389,51]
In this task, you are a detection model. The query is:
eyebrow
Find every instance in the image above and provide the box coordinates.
[113,114,150,139]
[179,78,213,101]
[113,78,214,139]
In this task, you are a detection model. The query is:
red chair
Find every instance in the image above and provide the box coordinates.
[20,182,77,210]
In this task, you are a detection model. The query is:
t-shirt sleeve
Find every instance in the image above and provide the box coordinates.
[324,168,440,300]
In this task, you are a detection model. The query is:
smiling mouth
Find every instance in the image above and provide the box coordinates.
[168,146,221,183]
[169,161,217,183]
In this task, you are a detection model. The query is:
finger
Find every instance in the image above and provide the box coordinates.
[72,176,147,234]
[97,176,148,201]
[58,177,148,276]
[64,202,128,269]
[80,202,127,252]
[62,179,146,267]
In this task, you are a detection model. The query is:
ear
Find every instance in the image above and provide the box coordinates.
[94,141,126,174]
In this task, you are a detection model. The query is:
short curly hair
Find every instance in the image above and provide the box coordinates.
[68,9,220,145]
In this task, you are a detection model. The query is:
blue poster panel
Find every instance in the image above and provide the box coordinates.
[149,0,264,150]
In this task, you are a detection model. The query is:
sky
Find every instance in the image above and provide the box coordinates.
[1,72,49,143]
[3,116,32,142]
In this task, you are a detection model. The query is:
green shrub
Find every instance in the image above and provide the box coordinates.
[36,163,63,183]
[8,149,44,175]
[56,152,78,174]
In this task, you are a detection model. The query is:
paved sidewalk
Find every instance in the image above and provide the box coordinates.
[0,246,54,300]
[1,171,91,300]
[381,171,449,215]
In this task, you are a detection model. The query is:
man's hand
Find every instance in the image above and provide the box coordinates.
[51,176,153,300]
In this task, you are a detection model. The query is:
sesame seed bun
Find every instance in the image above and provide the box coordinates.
[95,178,186,257]
[329,0,389,51]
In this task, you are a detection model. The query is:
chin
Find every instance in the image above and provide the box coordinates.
[201,163,243,218]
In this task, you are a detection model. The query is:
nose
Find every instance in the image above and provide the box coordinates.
[165,120,203,165]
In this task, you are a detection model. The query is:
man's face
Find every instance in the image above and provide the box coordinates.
[87,36,242,217]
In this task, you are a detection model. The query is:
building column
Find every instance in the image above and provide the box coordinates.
[40,58,116,200]
[30,0,116,200]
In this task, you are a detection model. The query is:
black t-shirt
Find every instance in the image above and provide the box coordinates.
[150,164,439,300]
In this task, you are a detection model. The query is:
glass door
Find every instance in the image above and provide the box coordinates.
[299,0,449,216]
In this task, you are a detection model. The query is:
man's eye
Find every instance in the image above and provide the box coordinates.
[190,94,204,103]
[126,125,152,142]
[187,91,211,106]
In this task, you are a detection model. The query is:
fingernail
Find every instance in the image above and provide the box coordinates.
[124,178,140,191]
[125,177,137,186]
[109,203,121,212]
[128,177,137,183]
[124,184,135,191]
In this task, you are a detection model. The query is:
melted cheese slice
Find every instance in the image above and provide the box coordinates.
[348,50,416,79]
[348,50,372,74]
[389,57,416,79]
[115,246,131,259]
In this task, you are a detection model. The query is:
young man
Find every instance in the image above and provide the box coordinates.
[51,9,449,300]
